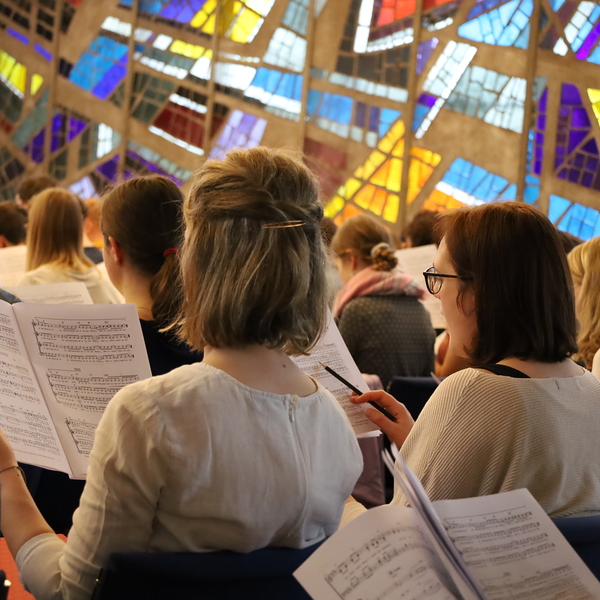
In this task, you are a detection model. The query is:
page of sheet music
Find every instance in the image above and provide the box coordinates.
[291,315,380,437]
[295,504,461,600]
[7,282,94,304]
[0,301,71,473]
[13,302,152,478]
[0,245,27,287]
[395,245,446,330]
[433,489,600,600]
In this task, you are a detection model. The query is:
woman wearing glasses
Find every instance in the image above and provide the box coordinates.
[350,202,600,518]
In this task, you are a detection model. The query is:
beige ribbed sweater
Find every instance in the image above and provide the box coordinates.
[342,367,600,526]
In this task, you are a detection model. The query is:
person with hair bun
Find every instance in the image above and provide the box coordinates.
[101,175,203,375]
[0,147,362,600]
[568,236,600,376]
[332,214,435,388]
[349,202,600,519]
[18,188,121,304]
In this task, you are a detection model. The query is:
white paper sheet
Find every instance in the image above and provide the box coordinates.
[7,282,94,304]
[12,302,152,477]
[292,315,380,437]
[395,244,446,330]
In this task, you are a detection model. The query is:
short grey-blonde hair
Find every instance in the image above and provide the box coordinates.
[178,147,327,355]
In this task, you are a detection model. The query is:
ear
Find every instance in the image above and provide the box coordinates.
[107,236,124,266]
[349,251,359,271]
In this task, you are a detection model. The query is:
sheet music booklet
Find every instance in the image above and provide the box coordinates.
[0,301,151,479]
[295,449,600,600]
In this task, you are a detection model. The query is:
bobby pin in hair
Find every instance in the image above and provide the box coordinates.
[262,220,305,229]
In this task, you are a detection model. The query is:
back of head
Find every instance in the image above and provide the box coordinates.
[0,202,28,245]
[17,175,58,206]
[101,176,184,329]
[568,236,600,367]
[27,188,91,271]
[403,209,440,247]
[332,214,397,271]
[180,146,326,355]
[435,202,577,364]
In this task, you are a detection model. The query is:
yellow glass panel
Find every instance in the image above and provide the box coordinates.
[31,74,44,95]
[0,52,17,79]
[203,13,216,34]
[334,203,365,226]
[589,89,600,123]
[10,63,26,93]
[423,189,465,212]
[370,189,388,216]
[371,160,390,188]
[355,184,376,209]
[359,150,386,179]
[170,40,206,59]
[391,137,405,157]
[191,0,215,27]
[345,178,361,199]
[244,0,273,15]
[386,158,402,191]
[382,194,399,222]
[229,9,262,43]
[407,160,434,204]
[324,195,345,218]
[411,146,441,167]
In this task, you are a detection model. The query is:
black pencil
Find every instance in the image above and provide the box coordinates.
[319,362,397,422]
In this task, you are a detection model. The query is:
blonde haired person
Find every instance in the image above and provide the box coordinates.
[1,148,362,600]
[18,188,121,304]
[568,236,600,376]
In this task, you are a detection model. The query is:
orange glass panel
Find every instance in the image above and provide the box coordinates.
[355,184,376,209]
[370,188,388,215]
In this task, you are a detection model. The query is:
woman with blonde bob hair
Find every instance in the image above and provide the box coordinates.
[0,148,362,600]
[19,187,121,304]
[348,202,600,520]
[568,236,600,375]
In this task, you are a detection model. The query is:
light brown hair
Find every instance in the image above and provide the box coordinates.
[568,237,600,368]
[26,188,93,272]
[17,175,58,204]
[101,176,184,329]
[332,214,397,271]
[435,202,578,365]
[178,147,327,354]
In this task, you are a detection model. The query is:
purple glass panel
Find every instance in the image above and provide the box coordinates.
[568,168,580,183]
[239,114,257,135]
[573,153,585,168]
[97,155,119,182]
[416,38,439,75]
[354,102,366,127]
[568,130,587,153]
[538,88,548,112]
[561,83,581,105]
[537,115,546,129]
[587,157,599,171]
[161,0,206,22]
[534,160,542,175]
[581,138,599,155]
[535,132,544,144]
[571,107,591,128]
[51,113,64,152]
[368,106,380,132]
[582,172,594,187]
[418,92,438,108]
[575,21,600,60]
[93,64,127,100]
[557,168,567,179]
[68,117,87,142]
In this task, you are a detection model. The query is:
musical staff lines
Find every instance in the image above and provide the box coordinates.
[65,417,96,456]
[32,316,135,362]
[47,369,140,412]
[0,404,62,457]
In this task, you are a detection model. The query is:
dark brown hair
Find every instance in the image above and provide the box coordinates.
[17,175,58,204]
[0,202,27,244]
[332,214,397,272]
[403,209,440,247]
[101,176,184,329]
[179,146,327,354]
[435,202,578,365]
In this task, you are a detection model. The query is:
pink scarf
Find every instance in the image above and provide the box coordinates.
[333,267,426,319]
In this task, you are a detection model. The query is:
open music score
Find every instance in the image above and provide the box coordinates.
[0,301,151,478]
[295,476,600,600]
[291,316,379,437]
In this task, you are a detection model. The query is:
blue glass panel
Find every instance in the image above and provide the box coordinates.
[307,90,322,116]
[354,102,366,127]
[548,194,571,222]
[92,63,127,100]
[160,0,206,22]
[34,44,52,61]
[7,28,29,44]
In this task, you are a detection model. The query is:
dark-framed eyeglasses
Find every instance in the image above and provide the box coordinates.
[423,266,472,295]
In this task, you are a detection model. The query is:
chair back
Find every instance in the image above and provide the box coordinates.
[387,376,439,420]
[91,543,322,600]
[552,515,600,579]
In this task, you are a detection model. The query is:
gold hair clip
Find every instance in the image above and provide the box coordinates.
[262,220,306,229]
